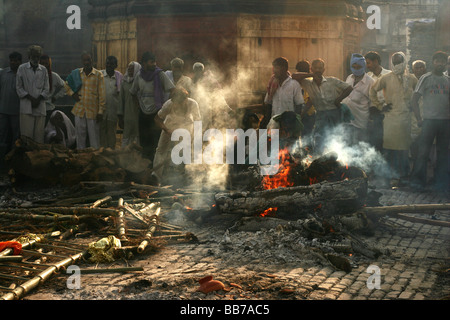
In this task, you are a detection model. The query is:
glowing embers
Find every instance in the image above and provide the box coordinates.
[260,207,278,217]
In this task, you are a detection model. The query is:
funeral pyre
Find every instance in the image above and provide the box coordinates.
[0,136,448,300]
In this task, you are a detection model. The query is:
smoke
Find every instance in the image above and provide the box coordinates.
[320,124,390,178]
[178,56,266,192]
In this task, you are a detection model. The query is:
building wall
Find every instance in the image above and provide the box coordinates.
[92,18,137,73]
[236,14,362,106]
[0,0,93,76]
[88,0,364,107]
[360,0,441,69]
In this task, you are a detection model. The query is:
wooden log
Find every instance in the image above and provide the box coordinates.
[215,177,368,218]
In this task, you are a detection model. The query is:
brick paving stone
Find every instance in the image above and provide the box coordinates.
[338,278,354,288]
[288,268,304,275]
[392,263,406,272]
[412,293,426,300]
[323,292,340,300]
[317,267,335,277]
[308,291,325,299]
[318,282,334,291]
[398,291,414,300]
[368,289,386,300]
[337,292,353,300]
[330,284,347,293]
[346,281,366,294]
[385,291,401,299]
[384,276,398,285]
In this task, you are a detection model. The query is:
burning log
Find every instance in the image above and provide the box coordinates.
[215,177,368,218]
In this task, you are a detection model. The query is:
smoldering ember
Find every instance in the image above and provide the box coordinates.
[0,0,448,304]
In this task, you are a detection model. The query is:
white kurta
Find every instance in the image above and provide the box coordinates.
[370,72,418,150]
[342,73,375,130]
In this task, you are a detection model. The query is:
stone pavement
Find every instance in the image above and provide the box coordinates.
[25,186,449,301]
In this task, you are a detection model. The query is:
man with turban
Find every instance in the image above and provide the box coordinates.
[370,52,418,185]
[342,53,375,145]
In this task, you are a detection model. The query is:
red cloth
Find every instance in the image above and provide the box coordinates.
[0,241,23,255]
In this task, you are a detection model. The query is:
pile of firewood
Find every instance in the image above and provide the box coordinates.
[5,136,157,186]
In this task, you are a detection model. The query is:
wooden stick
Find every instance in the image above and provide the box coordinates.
[362,203,450,214]
[75,267,143,274]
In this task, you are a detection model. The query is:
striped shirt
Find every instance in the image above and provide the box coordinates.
[65,68,106,119]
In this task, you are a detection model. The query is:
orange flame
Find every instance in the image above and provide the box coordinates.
[262,148,294,190]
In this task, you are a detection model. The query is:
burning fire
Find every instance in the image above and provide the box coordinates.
[259,148,294,217]
[262,148,294,190]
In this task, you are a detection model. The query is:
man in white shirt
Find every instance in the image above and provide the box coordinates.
[15,45,50,143]
[264,57,304,117]
[365,51,390,152]
[264,57,304,137]
[101,56,123,149]
[342,54,375,145]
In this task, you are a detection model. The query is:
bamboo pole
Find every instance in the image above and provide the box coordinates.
[90,196,113,208]
[123,203,148,226]
[0,264,39,272]
[0,212,80,223]
[362,203,450,214]
[1,207,117,216]
[36,243,86,252]
[362,203,450,227]
[21,250,68,259]
[0,273,30,281]
[0,251,87,300]
[137,207,161,253]
[117,198,127,241]
[0,256,23,263]
[0,285,13,291]
[0,236,42,257]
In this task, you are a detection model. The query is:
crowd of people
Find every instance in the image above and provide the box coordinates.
[0,44,448,191]
[263,51,449,191]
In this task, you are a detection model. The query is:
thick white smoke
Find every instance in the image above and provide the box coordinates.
[321,124,390,178]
